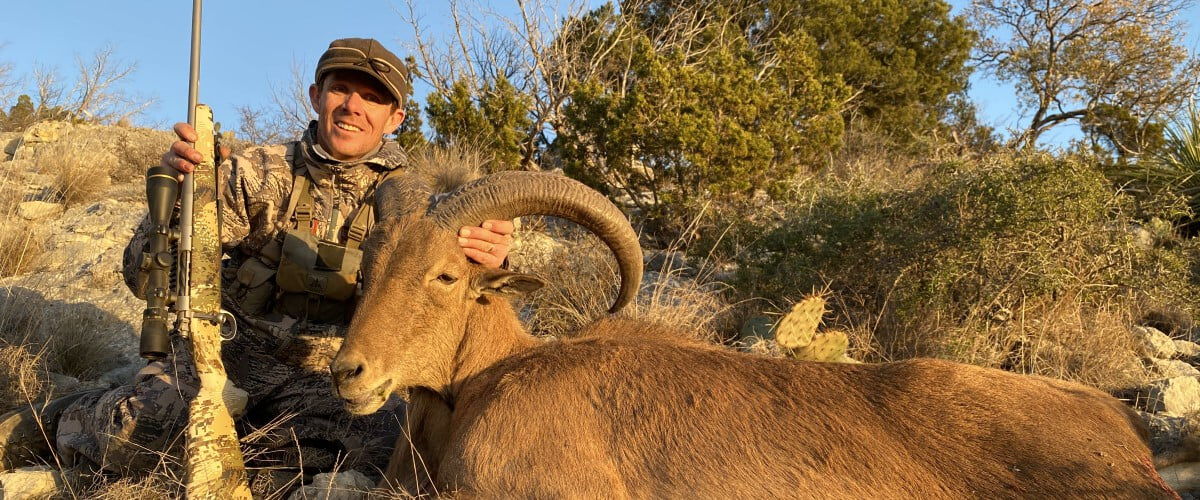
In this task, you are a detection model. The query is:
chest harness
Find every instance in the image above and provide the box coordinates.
[268,147,385,325]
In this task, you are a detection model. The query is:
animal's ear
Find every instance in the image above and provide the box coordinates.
[471,269,544,298]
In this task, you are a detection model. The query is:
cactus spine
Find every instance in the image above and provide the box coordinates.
[773,294,856,363]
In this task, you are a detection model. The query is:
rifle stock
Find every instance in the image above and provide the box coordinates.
[182,104,252,498]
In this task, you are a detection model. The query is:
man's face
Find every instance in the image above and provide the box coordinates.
[309,70,407,161]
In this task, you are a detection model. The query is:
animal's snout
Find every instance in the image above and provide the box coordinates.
[330,353,366,387]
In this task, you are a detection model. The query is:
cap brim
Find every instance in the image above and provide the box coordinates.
[317,63,406,104]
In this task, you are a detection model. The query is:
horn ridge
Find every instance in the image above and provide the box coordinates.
[431,171,643,313]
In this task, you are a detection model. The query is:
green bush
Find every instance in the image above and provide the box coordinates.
[730,152,1198,363]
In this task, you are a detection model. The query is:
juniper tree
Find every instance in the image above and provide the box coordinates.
[554,4,848,241]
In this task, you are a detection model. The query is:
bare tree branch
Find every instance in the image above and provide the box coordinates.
[268,58,316,134]
[969,0,1200,148]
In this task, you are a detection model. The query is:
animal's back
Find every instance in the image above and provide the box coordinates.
[444,329,1174,498]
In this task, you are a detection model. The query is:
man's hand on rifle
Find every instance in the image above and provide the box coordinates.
[162,122,230,177]
[159,122,514,269]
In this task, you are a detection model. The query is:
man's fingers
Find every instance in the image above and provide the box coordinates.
[459,225,514,245]
[161,150,194,173]
[481,219,515,236]
[161,140,203,173]
[457,235,507,253]
[462,247,503,268]
[173,122,197,142]
[457,234,509,268]
[172,141,204,164]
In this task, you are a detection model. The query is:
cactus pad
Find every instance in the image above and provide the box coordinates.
[790,330,850,362]
[773,295,826,350]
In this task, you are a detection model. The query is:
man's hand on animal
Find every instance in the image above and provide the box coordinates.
[459,220,514,268]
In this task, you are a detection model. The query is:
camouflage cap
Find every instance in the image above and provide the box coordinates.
[315,38,411,104]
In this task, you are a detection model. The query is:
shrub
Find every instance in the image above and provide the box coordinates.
[728,151,1197,380]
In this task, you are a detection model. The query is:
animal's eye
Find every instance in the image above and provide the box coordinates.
[436,273,458,284]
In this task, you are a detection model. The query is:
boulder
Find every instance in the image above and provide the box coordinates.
[287,470,373,500]
[1134,325,1177,359]
[1147,376,1200,417]
[0,465,69,499]
[1176,340,1200,359]
[739,315,775,340]
[1155,359,1200,378]
[1159,462,1200,495]
[20,121,73,145]
[1139,411,1192,455]
[1,133,20,159]
[16,201,63,221]
[645,250,691,275]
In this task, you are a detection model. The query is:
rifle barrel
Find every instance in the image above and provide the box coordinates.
[178,0,203,319]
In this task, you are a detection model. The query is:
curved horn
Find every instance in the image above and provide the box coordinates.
[431,171,642,314]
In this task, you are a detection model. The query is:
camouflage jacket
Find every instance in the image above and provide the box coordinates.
[122,123,408,348]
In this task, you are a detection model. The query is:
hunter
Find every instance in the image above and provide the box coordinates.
[0,38,513,490]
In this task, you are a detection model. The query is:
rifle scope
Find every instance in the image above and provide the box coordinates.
[139,165,180,360]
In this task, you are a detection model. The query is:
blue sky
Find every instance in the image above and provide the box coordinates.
[1,0,1197,145]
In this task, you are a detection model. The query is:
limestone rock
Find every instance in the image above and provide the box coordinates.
[1160,462,1200,495]
[739,315,775,340]
[1156,359,1200,378]
[16,201,63,221]
[1177,340,1200,359]
[1135,325,1177,359]
[1147,377,1200,417]
[1139,411,1192,456]
[0,465,68,499]
[287,470,373,500]
[21,121,73,145]
[508,230,563,272]
[645,250,691,275]
[1,132,20,159]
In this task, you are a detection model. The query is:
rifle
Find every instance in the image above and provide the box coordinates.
[139,1,252,497]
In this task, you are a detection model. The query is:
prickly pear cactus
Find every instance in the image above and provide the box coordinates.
[774,295,826,350]
[773,294,855,363]
[790,330,849,362]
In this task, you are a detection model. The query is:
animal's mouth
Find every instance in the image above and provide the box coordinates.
[341,378,393,415]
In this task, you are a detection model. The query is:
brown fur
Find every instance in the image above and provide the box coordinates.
[333,216,1178,498]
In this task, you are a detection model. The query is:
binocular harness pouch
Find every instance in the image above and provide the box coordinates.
[268,163,376,325]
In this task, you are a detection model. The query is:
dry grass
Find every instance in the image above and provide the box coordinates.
[50,467,183,499]
[34,139,118,207]
[111,130,167,184]
[0,289,130,413]
[0,161,46,278]
[0,343,47,407]
[519,225,735,343]
[839,293,1153,390]
[0,221,46,278]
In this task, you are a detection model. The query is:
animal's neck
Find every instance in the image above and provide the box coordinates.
[447,300,536,398]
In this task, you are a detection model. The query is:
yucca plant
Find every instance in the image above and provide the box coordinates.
[1154,103,1200,207]
[1119,103,1200,224]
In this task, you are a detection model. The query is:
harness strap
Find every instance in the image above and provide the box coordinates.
[284,144,313,230]
[283,141,387,246]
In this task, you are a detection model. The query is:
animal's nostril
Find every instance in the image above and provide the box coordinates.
[330,356,365,385]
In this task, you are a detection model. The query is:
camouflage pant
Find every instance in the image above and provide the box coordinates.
[56,319,405,488]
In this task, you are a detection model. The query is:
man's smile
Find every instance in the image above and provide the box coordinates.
[335,121,363,132]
